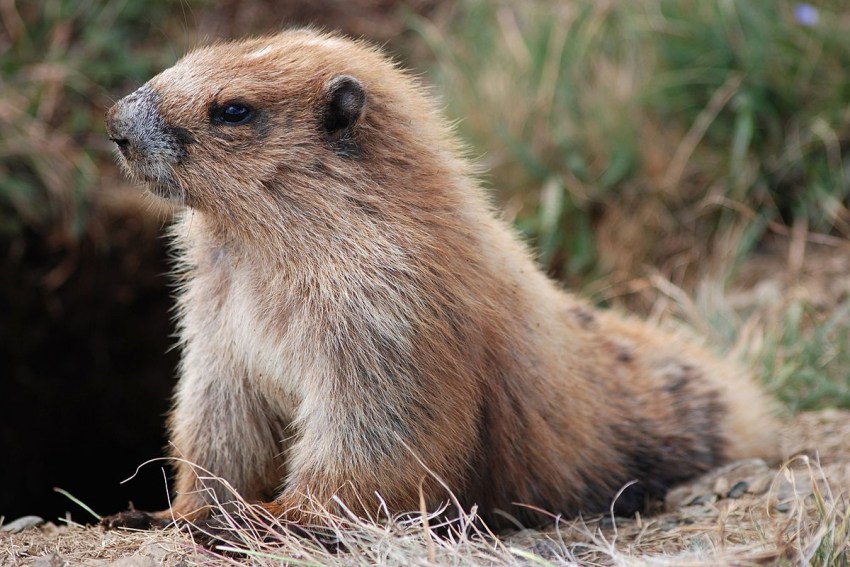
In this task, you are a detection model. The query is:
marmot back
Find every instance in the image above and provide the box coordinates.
[102,29,779,536]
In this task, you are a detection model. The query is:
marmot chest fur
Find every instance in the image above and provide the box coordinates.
[103,29,778,532]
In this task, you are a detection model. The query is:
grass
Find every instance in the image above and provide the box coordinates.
[411,0,850,285]
[629,226,850,415]
[411,0,850,413]
[411,1,648,280]
[761,297,850,412]
[780,456,850,566]
[0,0,181,242]
[5,0,849,279]
[7,425,850,565]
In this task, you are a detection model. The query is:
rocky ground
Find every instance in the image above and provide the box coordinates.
[2,409,848,566]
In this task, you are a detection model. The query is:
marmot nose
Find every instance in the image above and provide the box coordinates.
[105,100,145,159]
[105,104,131,154]
[109,136,131,158]
[105,84,182,166]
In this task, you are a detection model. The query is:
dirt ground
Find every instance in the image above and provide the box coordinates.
[2,409,848,566]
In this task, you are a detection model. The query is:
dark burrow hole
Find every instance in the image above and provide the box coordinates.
[1,215,178,524]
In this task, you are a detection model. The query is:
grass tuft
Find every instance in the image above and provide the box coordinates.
[413,0,850,286]
[0,0,182,243]
[53,487,101,522]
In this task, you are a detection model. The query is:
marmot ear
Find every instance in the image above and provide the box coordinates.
[322,75,366,134]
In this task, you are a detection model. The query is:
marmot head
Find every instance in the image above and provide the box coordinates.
[105,31,449,228]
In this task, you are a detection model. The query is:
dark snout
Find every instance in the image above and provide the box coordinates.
[105,88,143,159]
[105,105,132,159]
[105,85,190,198]
[106,84,174,162]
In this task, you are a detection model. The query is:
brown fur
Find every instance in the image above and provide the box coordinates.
[103,30,778,532]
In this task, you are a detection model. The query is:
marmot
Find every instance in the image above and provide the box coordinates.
[102,30,778,535]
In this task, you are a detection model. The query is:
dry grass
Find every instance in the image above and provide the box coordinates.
[3,410,848,566]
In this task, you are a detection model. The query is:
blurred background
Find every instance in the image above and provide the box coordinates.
[2,0,849,525]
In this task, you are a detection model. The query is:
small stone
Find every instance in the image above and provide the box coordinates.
[774,501,792,513]
[1,515,44,533]
[713,477,730,496]
[775,472,812,502]
[525,539,560,561]
[727,480,749,499]
[746,474,772,495]
[599,516,616,530]
[137,543,172,562]
[686,493,716,506]
[664,485,691,511]
[664,459,770,511]
[32,552,67,567]
[102,557,158,567]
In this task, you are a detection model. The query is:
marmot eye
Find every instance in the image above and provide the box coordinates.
[214,103,253,125]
